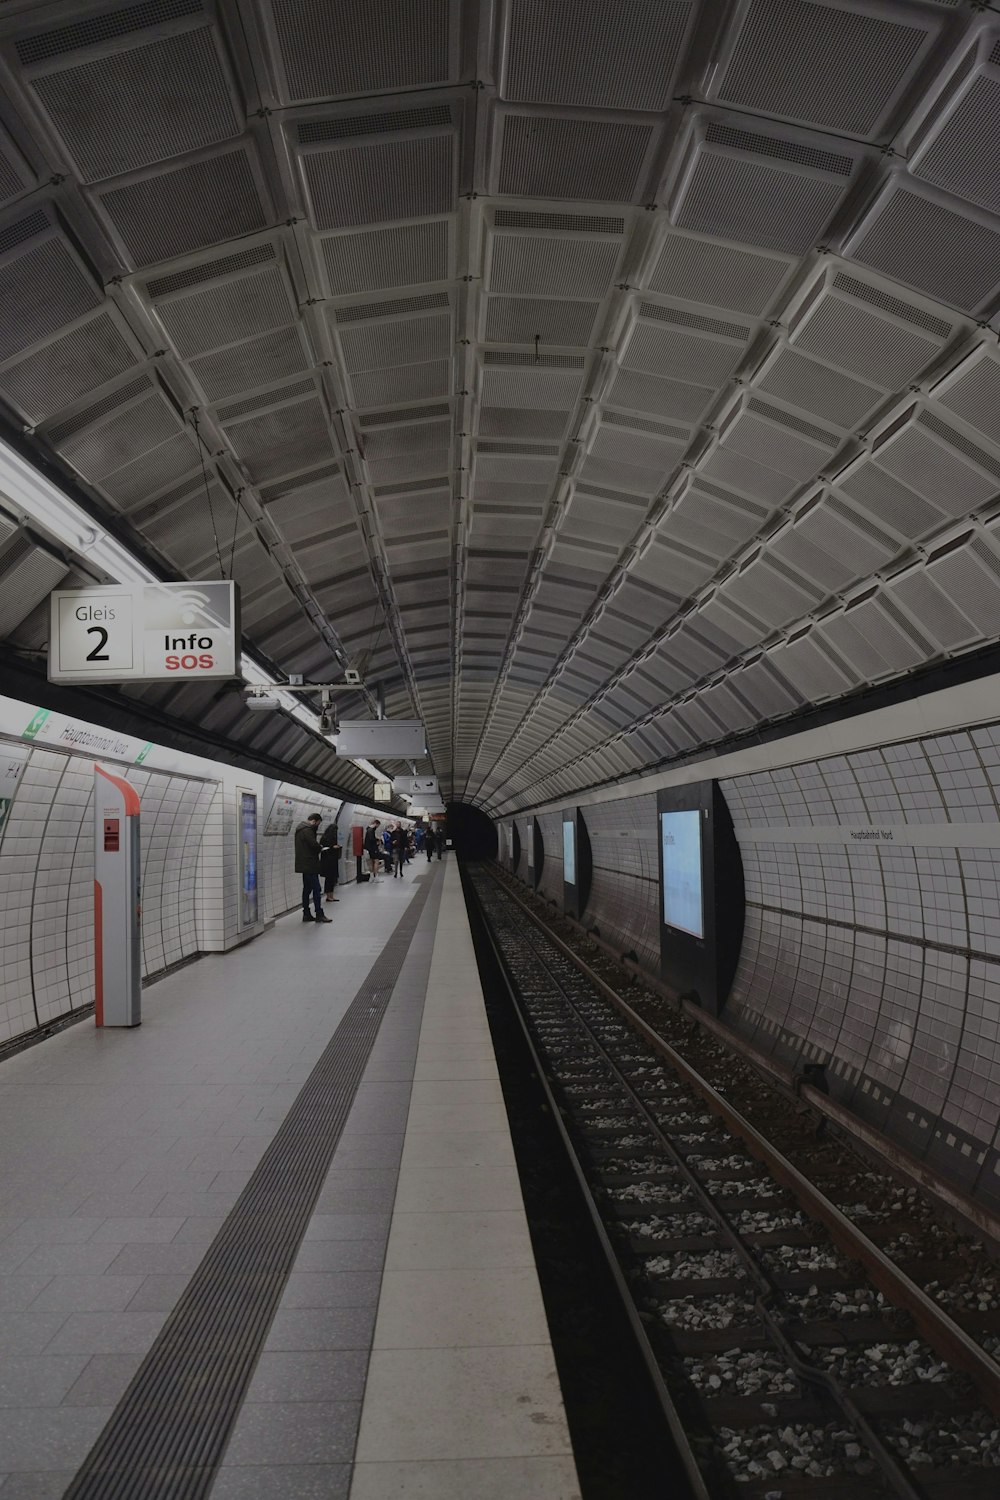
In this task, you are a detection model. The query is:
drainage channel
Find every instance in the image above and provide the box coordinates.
[64,873,437,1500]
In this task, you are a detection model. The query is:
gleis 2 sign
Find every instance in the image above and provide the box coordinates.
[49,582,240,683]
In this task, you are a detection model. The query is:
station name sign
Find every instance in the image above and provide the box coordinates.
[49,582,239,684]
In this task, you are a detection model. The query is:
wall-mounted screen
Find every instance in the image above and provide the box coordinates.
[563,819,576,884]
[661,809,703,938]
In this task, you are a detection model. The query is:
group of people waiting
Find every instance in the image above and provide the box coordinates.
[362,819,442,879]
[294,812,444,921]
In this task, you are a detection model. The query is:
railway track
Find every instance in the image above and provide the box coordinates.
[468,866,1000,1500]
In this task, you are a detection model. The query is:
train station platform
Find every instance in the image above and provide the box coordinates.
[0,861,580,1499]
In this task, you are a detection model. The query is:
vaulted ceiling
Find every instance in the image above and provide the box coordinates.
[1,0,1000,813]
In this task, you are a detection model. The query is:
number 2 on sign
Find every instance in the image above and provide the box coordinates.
[85,627,110,662]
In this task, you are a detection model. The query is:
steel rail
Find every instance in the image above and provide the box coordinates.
[519,876,1000,1250]
[502,906,926,1500]
[483,867,1000,1423]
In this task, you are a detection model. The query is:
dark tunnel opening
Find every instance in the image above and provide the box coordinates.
[446,801,498,860]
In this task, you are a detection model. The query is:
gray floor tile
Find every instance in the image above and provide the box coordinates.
[171,1216,228,1245]
[223,1401,360,1467]
[0,1404,114,1470]
[29,1276,146,1313]
[44,1309,168,1356]
[279,1273,381,1310]
[0,1472,77,1499]
[125,1274,192,1312]
[88,1218,185,1244]
[265,1307,375,1353]
[209,1463,350,1499]
[349,1456,583,1499]
[0,1356,89,1409]
[4,1219,105,1248]
[302,1215,389,1244]
[290,1241,384,1274]
[105,1242,208,1276]
[0,1314,70,1357]
[0,1279,55,1313]
[245,1351,368,1404]
[62,1352,145,1407]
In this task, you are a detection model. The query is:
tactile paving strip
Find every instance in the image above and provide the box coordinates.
[64,872,437,1500]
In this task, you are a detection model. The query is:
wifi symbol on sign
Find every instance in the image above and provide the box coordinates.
[175,590,212,626]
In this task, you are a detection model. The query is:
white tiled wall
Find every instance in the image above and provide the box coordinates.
[0,737,216,1046]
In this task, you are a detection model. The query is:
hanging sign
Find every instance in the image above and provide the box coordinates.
[49,582,239,683]
[395,775,438,796]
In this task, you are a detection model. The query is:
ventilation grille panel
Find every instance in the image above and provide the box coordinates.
[15,0,203,65]
[756,345,883,430]
[933,348,1000,447]
[338,310,452,371]
[189,324,311,403]
[606,365,714,425]
[147,242,276,299]
[225,394,336,484]
[911,40,1000,216]
[488,232,621,298]
[350,361,451,407]
[647,231,792,314]
[672,133,850,254]
[846,182,1000,313]
[789,272,947,388]
[0,225,101,362]
[300,134,455,230]
[711,0,937,138]
[497,112,656,201]
[621,312,747,386]
[95,145,269,266]
[156,264,296,358]
[270,0,454,103]
[321,220,448,302]
[0,308,139,424]
[28,25,240,183]
[484,294,600,346]
[501,0,694,112]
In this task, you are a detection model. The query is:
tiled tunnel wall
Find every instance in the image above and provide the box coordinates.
[505,721,1000,1208]
[0,736,372,1049]
[0,742,215,1045]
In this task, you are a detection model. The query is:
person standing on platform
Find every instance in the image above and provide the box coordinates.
[438,828,445,860]
[392,822,407,878]
[320,822,341,903]
[295,813,330,923]
[424,826,436,862]
[363,819,381,879]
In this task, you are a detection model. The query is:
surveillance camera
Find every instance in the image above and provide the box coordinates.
[319,709,332,733]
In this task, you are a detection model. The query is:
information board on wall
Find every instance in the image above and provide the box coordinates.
[661,809,704,938]
[239,791,258,929]
[563,819,576,884]
[265,796,294,836]
[49,582,239,683]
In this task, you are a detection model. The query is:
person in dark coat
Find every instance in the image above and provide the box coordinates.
[320,823,341,902]
[424,827,436,862]
[391,822,407,878]
[295,814,330,923]
[363,819,381,879]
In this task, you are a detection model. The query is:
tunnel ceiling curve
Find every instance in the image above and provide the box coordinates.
[0,0,999,813]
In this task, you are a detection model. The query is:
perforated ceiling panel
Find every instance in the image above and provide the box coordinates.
[0,0,997,811]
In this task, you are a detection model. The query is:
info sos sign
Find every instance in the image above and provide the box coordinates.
[49,582,240,684]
